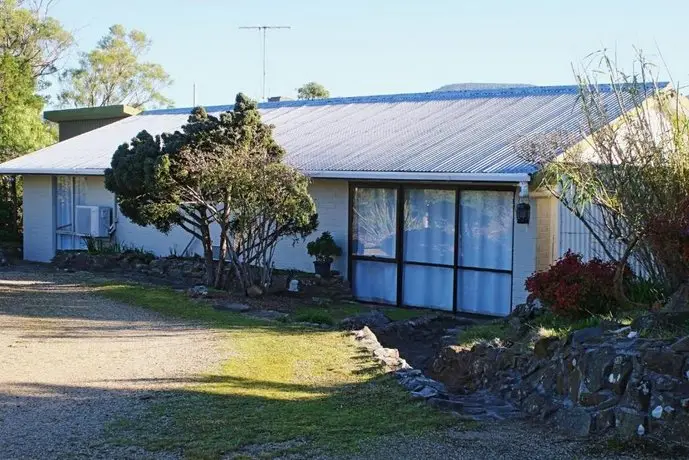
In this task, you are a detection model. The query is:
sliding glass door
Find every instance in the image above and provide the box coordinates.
[351,187,398,304]
[457,191,514,316]
[56,176,87,250]
[402,188,455,310]
[350,184,515,315]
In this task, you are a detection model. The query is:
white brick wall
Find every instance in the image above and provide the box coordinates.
[272,179,349,275]
[511,197,537,307]
[22,175,55,262]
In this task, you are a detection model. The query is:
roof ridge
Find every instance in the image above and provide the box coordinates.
[143,82,668,116]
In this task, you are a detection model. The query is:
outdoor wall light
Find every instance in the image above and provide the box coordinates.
[516,181,530,224]
[516,202,531,224]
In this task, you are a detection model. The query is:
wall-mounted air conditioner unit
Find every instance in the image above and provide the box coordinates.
[75,206,112,237]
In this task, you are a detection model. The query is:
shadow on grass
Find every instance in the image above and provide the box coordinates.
[1,276,458,458]
[0,373,455,459]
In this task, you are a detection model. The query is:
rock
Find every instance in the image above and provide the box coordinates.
[427,397,465,412]
[615,406,647,439]
[339,310,391,330]
[552,407,592,437]
[571,326,604,344]
[670,335,689,353]
[533,336,559,358]
[373,347,400,360]
[591,408,616,433]
[664,281,689,312]
[579,390,617,408]
[187,285,209,298]
[633,312,689,333]
[607,354,634,395]
[219,303,251,312]
[247,285,263,298]
[642,350,685,378]
[510,299,544,321]
[243,310,288,321]
[411,386,439,400]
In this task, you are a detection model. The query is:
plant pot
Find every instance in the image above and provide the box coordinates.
[313,260,332,278]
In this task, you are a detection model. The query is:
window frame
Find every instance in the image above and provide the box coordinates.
[348,181,516,314]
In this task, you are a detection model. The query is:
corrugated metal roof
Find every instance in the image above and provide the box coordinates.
[0,84,665,178]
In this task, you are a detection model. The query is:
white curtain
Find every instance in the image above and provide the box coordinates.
[403,265,453,310]
[403,189,455,264]
[457,191,514,315]
[353,260,397,304]
[459,191,513,270]
[457,270,512,315]
[352,188,397,258]
[56,176,88,250]
[402,189,455,310]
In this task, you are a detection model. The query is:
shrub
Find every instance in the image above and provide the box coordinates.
[526,250,628,318]
[306,231,342,263]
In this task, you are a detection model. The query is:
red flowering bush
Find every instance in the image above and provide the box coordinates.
[526,251,625,318]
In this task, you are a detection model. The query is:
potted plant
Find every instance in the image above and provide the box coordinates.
[307,231,342,278]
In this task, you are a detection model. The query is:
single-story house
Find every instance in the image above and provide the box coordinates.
[0,85,670,315]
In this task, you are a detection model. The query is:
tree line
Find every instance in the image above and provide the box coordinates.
[0,0,330,250]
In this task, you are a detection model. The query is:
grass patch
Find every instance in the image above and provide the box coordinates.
[529,312,602,339]
[288,303,434,326]
[97,284,455,458]
[456,322,510,348]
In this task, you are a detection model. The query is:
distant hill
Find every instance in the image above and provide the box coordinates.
[433,83,534,92]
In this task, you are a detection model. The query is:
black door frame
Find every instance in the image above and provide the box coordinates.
[348,181,517,314]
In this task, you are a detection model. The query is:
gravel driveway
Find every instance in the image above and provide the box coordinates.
[0,269,224,459]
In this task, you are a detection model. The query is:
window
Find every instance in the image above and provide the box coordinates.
[402,188,456,310]
[349,185,515,315]
[56,176,87,250]
[351,187,398,304]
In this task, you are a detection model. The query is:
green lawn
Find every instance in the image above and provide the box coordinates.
[97,284,456,459]
[290,303,434,326]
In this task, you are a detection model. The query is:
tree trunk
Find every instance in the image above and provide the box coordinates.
[214,230,227,289]
[613,235,648,310]
[200,226,214,286]
[9,176,18,239]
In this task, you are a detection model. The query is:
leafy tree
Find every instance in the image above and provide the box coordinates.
[58,24,172,109]
[0,0,73,81]
[105,93,317,290]
[297,81,329,100]
[518,51,689,308]
[0,0,68,244]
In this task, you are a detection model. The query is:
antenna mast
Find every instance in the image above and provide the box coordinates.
[239,25,291,101]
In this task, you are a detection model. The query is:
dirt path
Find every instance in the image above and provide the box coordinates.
[0,270,224,459]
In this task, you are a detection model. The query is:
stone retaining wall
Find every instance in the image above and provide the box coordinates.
[431,326,689,446]
[52,251,352,301]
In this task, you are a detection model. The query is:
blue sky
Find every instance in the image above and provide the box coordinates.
[48,0,688,108]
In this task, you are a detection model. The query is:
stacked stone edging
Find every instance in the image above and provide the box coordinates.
[431,325,689,445]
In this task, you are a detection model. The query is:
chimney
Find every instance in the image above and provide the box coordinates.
[43,105,141,142]
[267,96,294,102]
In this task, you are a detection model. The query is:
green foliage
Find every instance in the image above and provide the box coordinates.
[292,308,336,326]
[307,231,342,262]
[59,24,172,109]
[519,51,689,302]
[456,322,510,348]
[82,236,155,261]
[297,81,330,100]
[105,93,318,289]
[0,0,73,81]
[96,284,455,456]
[0,0,68,243]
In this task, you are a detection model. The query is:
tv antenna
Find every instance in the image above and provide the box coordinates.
[239,25,291,101]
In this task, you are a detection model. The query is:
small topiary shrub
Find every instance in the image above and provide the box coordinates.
[526,250,627,318]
